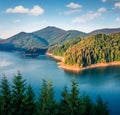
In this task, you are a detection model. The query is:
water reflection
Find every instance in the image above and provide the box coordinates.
[0,52,120,115]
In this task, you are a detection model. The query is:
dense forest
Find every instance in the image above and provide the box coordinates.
[0,72,109,115]
[47,37,81,56]
[49,33,120,67]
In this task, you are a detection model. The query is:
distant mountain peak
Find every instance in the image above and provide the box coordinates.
[90,28,120,35]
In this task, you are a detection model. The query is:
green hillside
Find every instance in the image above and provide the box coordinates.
[0,26,86,53]
[33,26,66,45]
[64,33,120,67]
[0,27,120,56]
[33,26,86,45]
[52,30,86,45]
[0,32,48,51]
[47,37,81,56]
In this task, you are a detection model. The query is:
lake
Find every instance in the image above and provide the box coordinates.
[0,51,120,115]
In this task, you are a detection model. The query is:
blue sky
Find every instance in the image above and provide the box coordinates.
[0,0,120,38]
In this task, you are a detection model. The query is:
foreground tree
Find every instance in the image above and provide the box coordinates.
[60,79,81,115]
[60,85,70,115]
[11,72,26,115]
[0,76,11,115]
[69,79,81,114]
[0,72,110,115]
[37,79,58,115]
[95,96,109,115]
[81,95,94,115]
[24,84,35,115]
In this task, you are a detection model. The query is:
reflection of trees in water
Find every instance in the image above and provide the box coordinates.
[64,66,120,87]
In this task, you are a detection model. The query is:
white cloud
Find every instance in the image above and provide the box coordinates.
[6,5,29,13]
[115,2,120,8]
[73,7,106,23]
[29,5,44,16]
[6,5,44,16]
[116,17,120,21]
[14,19,21,23]
[64,9,81,15]
[63,2,82,15]
[66,2,82,9]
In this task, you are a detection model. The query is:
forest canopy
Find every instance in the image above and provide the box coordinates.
[48,33,120,67]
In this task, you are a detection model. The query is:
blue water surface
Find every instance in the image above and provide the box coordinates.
[0,51,120,115]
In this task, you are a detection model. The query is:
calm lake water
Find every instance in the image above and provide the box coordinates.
[0,51,120,115]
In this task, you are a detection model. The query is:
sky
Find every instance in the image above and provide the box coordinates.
[0,0,120,39]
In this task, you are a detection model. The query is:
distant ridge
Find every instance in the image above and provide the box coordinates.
[89,28,120,35]
[0,26,86,50]
[0,26,120,55]
[33,26,66,45]
[33,26,86,45]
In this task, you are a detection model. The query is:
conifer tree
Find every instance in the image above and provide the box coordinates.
[95,96,109,115]
[0,76,12,115]
[11,71,26,115]
[60,79,81,115]
[69,79,81,115]
[37,79,57,115]
[25,84,35,115]
[60,85,70,115]
[81,95,94,115]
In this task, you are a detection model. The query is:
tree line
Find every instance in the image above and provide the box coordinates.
[48,33,120,67]
[65,33,120,67]
[0,72,109,115]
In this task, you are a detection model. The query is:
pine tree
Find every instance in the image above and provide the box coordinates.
[60,79,81,115]
[0,76,12,115]
[37,79,47,114]
[60,85,70,115]
[25,84,35,115]
[69,78,81,115]
[95,96,109,115]
[37,79,57,115]
[81,95,94,115]
[11,71,26,115]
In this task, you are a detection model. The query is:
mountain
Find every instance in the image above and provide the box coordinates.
[0,26,119,56]
[52,30,86,45]
[33,26,86,45]
[0,26,86,54]
[89,28,120,35]
[33,26,66,45]
[0,32,48,51]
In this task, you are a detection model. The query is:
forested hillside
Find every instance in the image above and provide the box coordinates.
[47,37,81,56]
[0,32,48,51]
[65,33,120,67]
[32,26,86,45]
[0,26,86,53]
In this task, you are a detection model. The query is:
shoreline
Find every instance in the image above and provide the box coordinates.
[46,52,65,62]
[46,52,120,73]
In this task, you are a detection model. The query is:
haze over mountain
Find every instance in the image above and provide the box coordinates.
[89,28,120,35]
